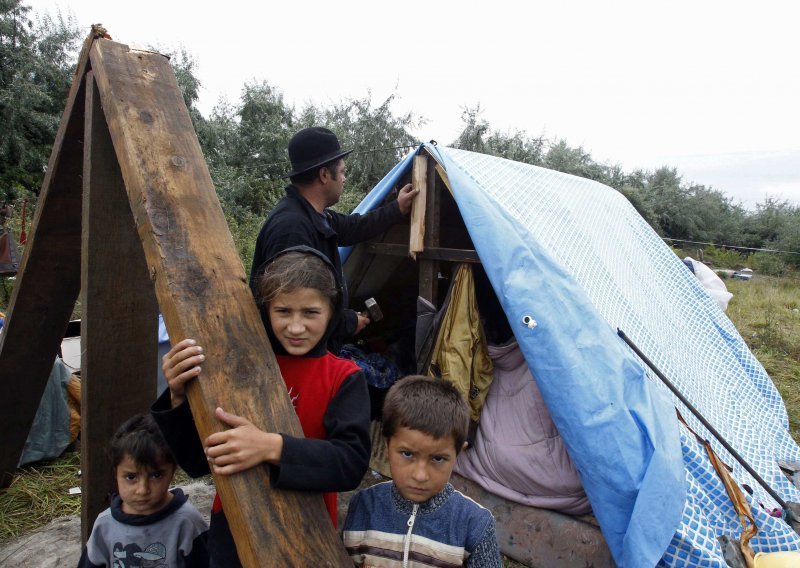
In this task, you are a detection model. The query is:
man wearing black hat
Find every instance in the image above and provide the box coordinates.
[249,127,418,352]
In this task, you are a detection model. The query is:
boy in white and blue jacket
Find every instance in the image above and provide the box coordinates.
[342,375,501,567]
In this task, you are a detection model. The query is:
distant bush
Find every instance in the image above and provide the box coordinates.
[701,246,745,269]
[223,210,263,275]
[749,252,787,277]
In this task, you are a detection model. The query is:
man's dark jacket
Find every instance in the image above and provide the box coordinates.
[249,185,404,352]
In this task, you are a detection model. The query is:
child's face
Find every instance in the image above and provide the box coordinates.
[115,454,175,516]
[387,426,458,503]
[268,287,332,356]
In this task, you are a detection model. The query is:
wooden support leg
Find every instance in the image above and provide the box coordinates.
[0,32,100,487]
[88,38,351,566]
[80,72,159,543]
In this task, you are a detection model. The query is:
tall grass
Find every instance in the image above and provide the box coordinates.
[726,276,800,441]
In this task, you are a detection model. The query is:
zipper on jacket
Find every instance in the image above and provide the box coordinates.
[403,503,419,568]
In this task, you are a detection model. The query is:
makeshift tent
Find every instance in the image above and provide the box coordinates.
[341,144,800,567]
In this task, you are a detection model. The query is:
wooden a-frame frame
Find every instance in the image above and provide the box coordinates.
[0,30,351,566]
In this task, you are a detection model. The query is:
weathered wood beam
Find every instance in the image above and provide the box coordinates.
[0,30,100,486]
[419,154,440,305]
[80,72,159,543]
[408,155,428,259]
[88,39,351,566]
[365,242,480,264]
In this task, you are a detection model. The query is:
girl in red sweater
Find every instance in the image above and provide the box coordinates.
[152,247,370,567]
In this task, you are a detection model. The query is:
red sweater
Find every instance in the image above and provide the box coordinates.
[276,353,361,523]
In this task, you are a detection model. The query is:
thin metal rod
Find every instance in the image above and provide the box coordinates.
[617,328,789,510]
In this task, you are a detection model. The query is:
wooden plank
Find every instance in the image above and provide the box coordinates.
[408,155,428,259]
[435,163,453,195]
[88,39,351,566]
[419,154,440,305]
[80,72,159,543]
[0,30,102,486]
[365,242,480,263]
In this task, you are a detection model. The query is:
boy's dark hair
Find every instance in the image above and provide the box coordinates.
[110,413,176,470]
[382,375,469,454]
[257,250,338,307]
[289,157,343,186]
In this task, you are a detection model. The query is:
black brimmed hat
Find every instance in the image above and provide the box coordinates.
[285,127,352,178]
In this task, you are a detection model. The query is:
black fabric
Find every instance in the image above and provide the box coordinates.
[270,371,370,492]
[151,389,210,478]
[208,511,241,568]
[249,185,403,353]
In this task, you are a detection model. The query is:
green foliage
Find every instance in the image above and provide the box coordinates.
[304,92,422,212]
[224,209,263,272]
[157,45,203,129]
[0,1,80,200]
[749,251,787,277]
[700,246,746,269]
[195,81,295,218]
[452,106,625,187]
[619,185,662,232]
[726,276,800,442]
[4,2,800,273]
[454,106,547,168]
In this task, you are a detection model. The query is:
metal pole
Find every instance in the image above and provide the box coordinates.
[616,328,789,510]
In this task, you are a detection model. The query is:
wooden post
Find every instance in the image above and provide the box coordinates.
[0,31,98,487]
[80,72,159,542]
[409,155,428,259]
[88,38,351,566]
[419,155,440,305]
[0,28,352,565]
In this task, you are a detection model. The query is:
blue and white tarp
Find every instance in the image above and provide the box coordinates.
[343,144,800,567]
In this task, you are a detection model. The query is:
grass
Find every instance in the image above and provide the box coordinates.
[725,275,800,441]
[0,451,81,542]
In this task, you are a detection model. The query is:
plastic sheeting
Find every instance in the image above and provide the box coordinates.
[344,144,800,567]
[19,357,73,466]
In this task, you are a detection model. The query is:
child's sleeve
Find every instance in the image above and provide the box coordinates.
[270,371,371,492]
[76,520,109,568]
[177,502,210,568]
[76,546,105,568]
[466,514,502,568]
[151,390,210,477]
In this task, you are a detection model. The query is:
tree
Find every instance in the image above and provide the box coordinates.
[158,46,203,129]
[299,92,421,212]
[452,105,546,166]
[194,81,295,219]
[452,105,490,153]
[0,1,80,200]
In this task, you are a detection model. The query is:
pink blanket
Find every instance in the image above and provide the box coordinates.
[454,341,591,515]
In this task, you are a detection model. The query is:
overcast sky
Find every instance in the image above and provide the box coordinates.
[29,0,800,209]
